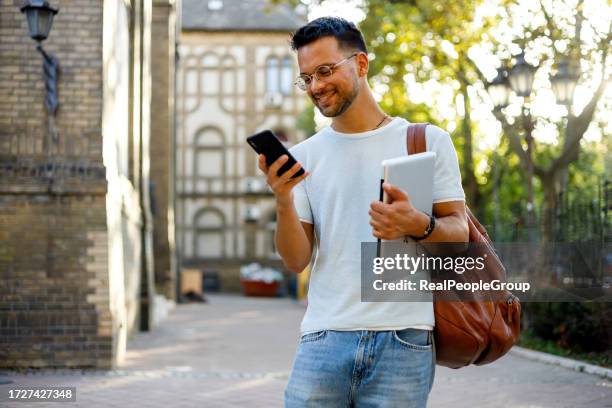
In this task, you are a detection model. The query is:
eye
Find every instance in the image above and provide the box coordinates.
[317,66,333,77]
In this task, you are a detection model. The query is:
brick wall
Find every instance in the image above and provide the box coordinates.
[0,0,176,368]
[0,194,114,368]
[0,0,119,369]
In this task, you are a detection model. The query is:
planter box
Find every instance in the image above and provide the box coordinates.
[181,269,202,296]
[240,279,279,297]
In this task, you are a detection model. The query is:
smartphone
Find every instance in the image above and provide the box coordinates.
[246,130,305,178]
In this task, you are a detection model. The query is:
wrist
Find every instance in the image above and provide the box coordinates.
[407,210,429,235]
[276,192,293,209]
[408,211,435,241]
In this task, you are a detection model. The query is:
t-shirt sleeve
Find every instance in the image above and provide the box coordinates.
[292,179,313,224]
[427,126,466,204]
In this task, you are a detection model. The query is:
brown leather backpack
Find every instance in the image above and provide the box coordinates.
[407,123,521,369]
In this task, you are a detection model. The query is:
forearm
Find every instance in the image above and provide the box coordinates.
[256,152,312,272]
[275,199,313,273]
[412,209,469,243]
[425,214,468,243]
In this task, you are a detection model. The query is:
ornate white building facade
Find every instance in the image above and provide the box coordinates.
[177,0,308,289]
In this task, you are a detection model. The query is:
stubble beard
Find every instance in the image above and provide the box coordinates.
[315,77,360,118]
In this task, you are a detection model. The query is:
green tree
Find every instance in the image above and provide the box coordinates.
[477,0,611,242]
[296,101,317,137]
[360,0,509,213]
[361,0,610,241]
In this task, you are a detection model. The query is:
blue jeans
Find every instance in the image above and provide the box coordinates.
[285,328,435,407]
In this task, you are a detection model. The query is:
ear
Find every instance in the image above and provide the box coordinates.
[356,52,369,77]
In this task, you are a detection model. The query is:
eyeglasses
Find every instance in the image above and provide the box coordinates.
[294,53,358,91]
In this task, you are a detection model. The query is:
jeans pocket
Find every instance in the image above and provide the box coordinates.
[299,330,327,344]
[392,329,433,351]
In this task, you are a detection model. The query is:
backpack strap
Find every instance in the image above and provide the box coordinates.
[408,123,492,245]
[406,123,429,155]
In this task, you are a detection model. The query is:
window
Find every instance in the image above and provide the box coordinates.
[266,56,294,96]
[280,56,293,95]
[193,208,225,258]
[194,127,224,178]
[266,57,280,94]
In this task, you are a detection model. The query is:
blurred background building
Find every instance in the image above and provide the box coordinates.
[176,0,308,291]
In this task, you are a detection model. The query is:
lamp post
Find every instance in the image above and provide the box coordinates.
[487,50,580,242]
[509,52,537,241]
[488,51,537,241]
[20,0,59,156]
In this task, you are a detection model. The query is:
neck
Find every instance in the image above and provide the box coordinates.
[330,85,388,133]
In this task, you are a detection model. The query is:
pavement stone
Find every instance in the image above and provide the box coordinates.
[0,293,610,407]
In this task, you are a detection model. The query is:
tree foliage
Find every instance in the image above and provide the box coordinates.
[359,0,610,240]
[360,0,512,213]
[270,0,610,241]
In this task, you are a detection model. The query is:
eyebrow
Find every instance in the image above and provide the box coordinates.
[299,61,336,76]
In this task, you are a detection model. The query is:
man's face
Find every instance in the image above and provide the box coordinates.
[296,36,361,117]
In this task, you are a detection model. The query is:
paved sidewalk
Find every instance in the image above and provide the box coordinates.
[1,293,610,407]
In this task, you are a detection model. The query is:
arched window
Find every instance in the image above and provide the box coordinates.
[194,127,224,179]
[193,207,225,259]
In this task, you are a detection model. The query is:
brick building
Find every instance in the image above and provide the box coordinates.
[0,0,179,369]
[177,0,308,290]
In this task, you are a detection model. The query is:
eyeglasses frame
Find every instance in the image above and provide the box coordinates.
[294,52,360,91]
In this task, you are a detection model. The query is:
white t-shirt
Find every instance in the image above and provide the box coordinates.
[289,117,465,335]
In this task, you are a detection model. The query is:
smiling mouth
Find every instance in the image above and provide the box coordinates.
[316,91,335,105]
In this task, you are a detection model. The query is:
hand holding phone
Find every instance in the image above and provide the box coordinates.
[247,130,308,200]
[247,130,305,178]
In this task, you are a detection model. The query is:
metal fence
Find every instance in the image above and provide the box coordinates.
[554,179,611,244]
[488,179,610,245]
[485,179,610,295]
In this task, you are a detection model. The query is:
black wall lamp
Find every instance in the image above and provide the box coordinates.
[20,0,59,118]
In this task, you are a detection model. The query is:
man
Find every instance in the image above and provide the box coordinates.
[258,17,468,407]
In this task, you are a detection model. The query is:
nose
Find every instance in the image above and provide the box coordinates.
[309,75,326,96]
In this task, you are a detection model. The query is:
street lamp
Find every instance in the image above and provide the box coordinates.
[20,0,59,162]
[508,52,536,97]
[487,68,510,109]
[487,41,582,243]
[20,0,58,42]
[488,51,538,241]
[551,58,579,107]
[21,0,59,116]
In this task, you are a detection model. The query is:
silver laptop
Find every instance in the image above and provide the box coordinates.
[378,151,436,255]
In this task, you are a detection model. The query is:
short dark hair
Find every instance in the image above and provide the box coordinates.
[290,17,367,54]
